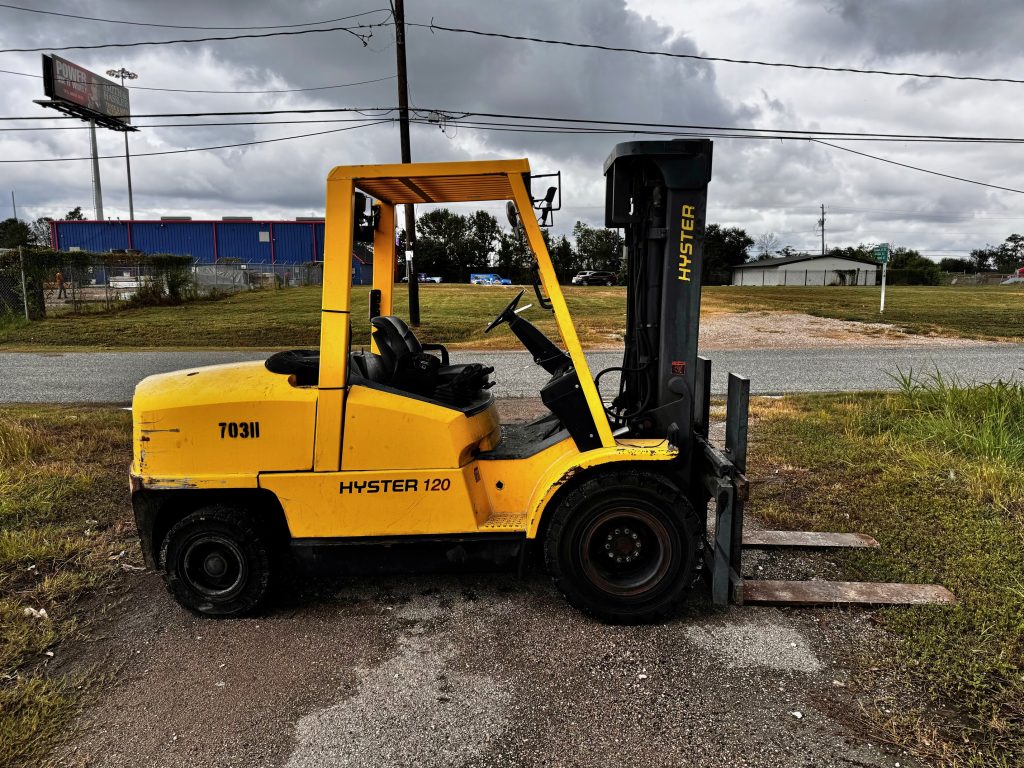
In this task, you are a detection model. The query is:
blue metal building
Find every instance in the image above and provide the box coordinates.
[50,219,373,284]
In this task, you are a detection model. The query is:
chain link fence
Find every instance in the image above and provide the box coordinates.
[0,249,327,321]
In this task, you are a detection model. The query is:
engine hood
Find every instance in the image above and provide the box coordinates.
[132,360,318,484]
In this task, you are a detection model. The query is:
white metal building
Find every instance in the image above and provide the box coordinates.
[731,254,878,286]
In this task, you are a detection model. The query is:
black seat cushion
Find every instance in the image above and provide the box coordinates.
[265,349,320,386]
[266,317,494,404]
[266,349,390,386]
[349,350,390,384]
[370,316,422,377]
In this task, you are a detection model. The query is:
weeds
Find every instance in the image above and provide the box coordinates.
[0,406,132,768]
[752,382,1024,766]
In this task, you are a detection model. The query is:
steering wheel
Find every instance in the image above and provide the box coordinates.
[485,289,526,333]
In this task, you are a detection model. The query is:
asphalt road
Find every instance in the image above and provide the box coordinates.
[3,345,1023,402]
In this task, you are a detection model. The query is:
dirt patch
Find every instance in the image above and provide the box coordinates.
[699,311,1002,350]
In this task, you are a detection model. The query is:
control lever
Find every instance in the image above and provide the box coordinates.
[531,261,553,311]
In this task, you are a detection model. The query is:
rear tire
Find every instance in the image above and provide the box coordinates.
[160,506,273,618]
[543,471,700,623]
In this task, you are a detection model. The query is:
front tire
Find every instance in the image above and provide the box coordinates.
[160,506,273,618]
[543,471,700,623]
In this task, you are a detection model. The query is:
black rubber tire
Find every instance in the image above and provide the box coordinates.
[543,470,700,623]
[160,506,273,618]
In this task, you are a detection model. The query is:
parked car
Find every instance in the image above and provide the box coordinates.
[400,272,442,283]
[469,273,512,285]
[572,270,617,286]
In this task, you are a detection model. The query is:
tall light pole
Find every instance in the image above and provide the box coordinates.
[106,68,137,220]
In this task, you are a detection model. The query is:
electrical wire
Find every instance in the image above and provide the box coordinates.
[0,21,389,54]
[0,120,389,163]
[0,67,395,94]
[411,21,1024,86]
[1,108,1021,196]
[811,139,1024,195]
[4,114,1024,146]
[0,4,390,30]
[6,105,1024,145]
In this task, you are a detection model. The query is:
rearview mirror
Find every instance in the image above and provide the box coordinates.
[506,200,519,230]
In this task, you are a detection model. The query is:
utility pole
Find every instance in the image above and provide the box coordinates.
[393,0,420,325]
[818,203,825,256]
[107,68,138,220]
[89,119,104,220]
[10,189,17,220]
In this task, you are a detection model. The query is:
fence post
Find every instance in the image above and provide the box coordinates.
[18,245,29,321]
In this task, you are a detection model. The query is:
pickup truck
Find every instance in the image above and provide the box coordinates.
[400,272,442,283]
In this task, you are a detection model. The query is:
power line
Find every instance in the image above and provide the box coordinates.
[0,66,395,94]
[0,21,389,54]
[811,139,1024,195]
[5,105,1024,146]
[0,120,388,163]
[2,109,1022,197]
[411,21,1024,86]
[0,4,389,30]
[5,114,1024,145]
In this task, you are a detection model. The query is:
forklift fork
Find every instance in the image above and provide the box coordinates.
[693,357,955,609]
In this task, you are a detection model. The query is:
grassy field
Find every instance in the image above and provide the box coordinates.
[751,377,1023,767]
[0,283,1021,350]
[0,406,132,768]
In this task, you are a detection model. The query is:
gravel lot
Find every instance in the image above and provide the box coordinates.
[53,400,919,768]
[58,571,915,768]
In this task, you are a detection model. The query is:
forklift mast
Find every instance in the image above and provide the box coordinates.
[603,140,714,445]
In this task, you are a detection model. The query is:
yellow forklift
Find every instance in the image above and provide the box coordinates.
[130,141,953,620]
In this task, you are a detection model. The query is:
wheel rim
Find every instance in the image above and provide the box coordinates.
[579,506,673,597]
[181,534,248,599]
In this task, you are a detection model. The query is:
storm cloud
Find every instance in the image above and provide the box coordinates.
[1,0,1021,258]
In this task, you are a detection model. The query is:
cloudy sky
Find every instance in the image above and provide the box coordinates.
[2,0,1023,259]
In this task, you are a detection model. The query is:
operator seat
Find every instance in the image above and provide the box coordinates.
[370,316,494,404]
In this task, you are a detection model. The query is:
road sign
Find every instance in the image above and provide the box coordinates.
[872,243,890,264]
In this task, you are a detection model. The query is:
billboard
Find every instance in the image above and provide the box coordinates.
[41,54,130,124]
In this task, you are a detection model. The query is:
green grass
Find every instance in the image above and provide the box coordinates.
[1,283,1020,350]
[0,406,132,768]
[751,379,1024,766]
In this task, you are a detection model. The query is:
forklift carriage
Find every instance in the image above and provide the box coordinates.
[130,142,953,619]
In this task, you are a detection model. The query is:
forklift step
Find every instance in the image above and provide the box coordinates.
[741,579,956,606]
[741,531,879,549]
[479,513,528,532]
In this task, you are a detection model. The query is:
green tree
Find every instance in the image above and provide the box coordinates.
[30,217,53,246]
[0,218,33,248]
[888,246,941,285]
[64,206,85,221]
[938,257,974,272]
[827,245,873,262]
[415,208,471,282]
[464,210,500,278]
[572,221,623,273]
[549,235,576,282]
[969,245,998,272]
[704,224,753,284]
[995,233,1024,273]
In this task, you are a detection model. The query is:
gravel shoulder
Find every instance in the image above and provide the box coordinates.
[698,311,1001,349]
